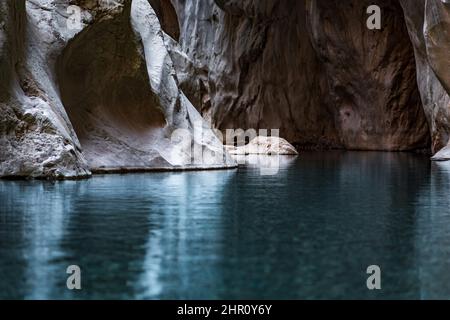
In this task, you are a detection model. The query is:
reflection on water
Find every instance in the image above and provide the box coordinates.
[1,152,450,299]
[415,161,450,299]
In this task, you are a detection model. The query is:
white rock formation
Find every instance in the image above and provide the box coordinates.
[0,0,91,179]
[2,0,450,180]
[0,0,235,179]
[226,136,298,155]
[431,145,450,161]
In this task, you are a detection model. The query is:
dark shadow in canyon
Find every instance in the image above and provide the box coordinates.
[306,0,430,151]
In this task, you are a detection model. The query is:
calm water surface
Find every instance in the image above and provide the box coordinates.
[1,152,450,299]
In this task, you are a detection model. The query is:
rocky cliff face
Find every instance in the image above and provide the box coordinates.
[399,0,450,159]
[0,0,91,179]
[306,0,430,151]
[1,0,449,179]
[171,0,339,149]
[171,0,449,154]
[0,0,235,179]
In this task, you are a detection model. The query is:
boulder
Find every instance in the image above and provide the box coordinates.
[226,136,298,155]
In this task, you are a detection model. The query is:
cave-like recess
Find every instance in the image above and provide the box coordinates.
[57,4,169,170]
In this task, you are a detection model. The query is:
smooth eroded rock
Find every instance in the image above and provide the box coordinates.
[431,145,450,161]
[400,0,450,156]
[226,136,299,155]
[0,0,235,179]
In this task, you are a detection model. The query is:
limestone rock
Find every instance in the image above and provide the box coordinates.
[399,0,450,157]
[431,145,450,161]
[306,0,430,151]
[0,0,91,179]
[424,0,450,94]
[0,0,235,179]
[2,0,450,179]
[171,0,339,150]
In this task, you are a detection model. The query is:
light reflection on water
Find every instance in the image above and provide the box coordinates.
[1,152,450,299]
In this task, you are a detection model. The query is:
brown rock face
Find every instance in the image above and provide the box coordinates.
[171,0,339,149]
[149,0,180,41]
[307,0,430,151]
[171,0,433,151]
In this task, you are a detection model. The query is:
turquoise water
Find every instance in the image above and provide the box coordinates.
[1,152,450,299]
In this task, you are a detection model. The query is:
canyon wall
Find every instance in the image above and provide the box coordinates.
[0,0,91,179]
[171,0,449,154]
[399,0,450,159]
[306,0,430,151]
[171,0,340,149]
[1,0,449,179]
[0,0,235,179]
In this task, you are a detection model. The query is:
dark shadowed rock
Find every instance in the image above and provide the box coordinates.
[306,0,430,151]
[171,0,339,150]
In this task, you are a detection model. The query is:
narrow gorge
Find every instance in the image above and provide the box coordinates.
[1,0,449,179]
[2,0,450,301]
